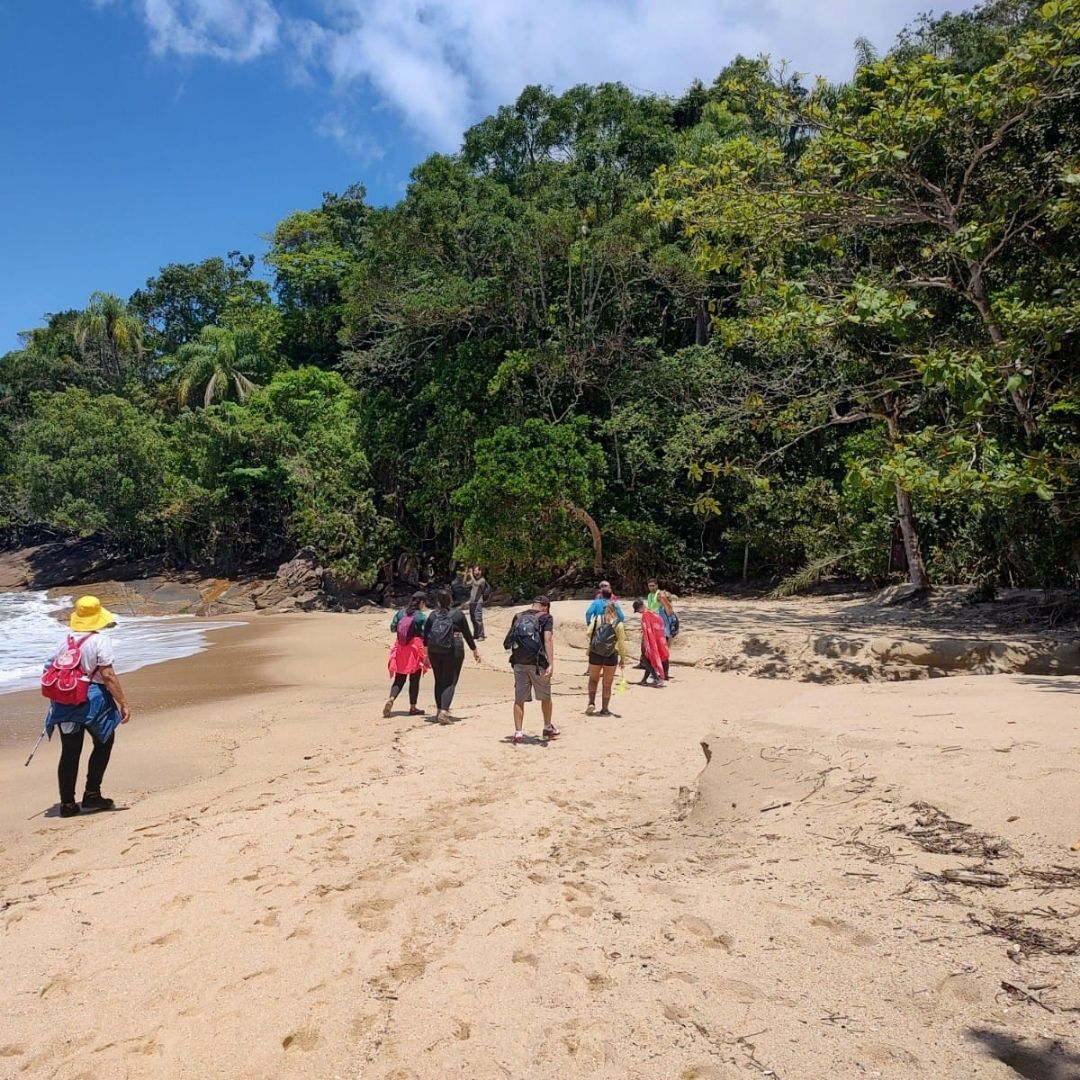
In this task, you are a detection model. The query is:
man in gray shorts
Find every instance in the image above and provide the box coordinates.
[503,595,557,745]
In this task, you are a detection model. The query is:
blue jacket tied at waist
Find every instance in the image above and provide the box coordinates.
[45,682,122,742]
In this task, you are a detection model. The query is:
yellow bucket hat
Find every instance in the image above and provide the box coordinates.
[69,596,117,633]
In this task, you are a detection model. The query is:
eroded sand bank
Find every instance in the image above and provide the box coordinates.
[1,599,1078,1079]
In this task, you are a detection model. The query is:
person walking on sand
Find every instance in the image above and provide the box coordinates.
[41,596,130,818]
[658,590,679,679]
[585,600,627,716]
[633,598,669,687]
[584,580,624,625]
[383,591,430,717]
[423,589,480,723]
[466,565,488,641]
[504,595,557,744]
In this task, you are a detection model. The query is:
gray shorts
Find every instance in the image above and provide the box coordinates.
[513,663,551,703]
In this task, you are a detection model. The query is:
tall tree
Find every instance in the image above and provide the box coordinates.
[73,292,144,383]
[174,325,266,409]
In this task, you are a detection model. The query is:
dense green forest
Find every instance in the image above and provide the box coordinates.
[2,0,1079,596]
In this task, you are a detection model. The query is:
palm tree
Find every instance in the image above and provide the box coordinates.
[74,292,144,382]
[175,325,262,408]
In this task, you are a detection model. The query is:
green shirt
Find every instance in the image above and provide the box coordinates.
[646,591,662,612]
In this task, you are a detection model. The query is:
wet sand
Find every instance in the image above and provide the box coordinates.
[1,601,1078,1079]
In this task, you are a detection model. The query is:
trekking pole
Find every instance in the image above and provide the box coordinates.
[24,729,46,767]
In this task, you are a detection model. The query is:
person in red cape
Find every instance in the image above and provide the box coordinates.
[632,598,669,687]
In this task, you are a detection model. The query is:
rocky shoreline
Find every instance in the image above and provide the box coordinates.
[0,541,364,616]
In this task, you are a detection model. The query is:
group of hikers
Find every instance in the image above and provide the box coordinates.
[383,574,680,744]
[37,574,680,815]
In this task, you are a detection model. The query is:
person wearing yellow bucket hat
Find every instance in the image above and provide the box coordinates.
[42,596,131,818]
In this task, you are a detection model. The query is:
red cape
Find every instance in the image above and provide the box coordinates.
[640,610,669,677]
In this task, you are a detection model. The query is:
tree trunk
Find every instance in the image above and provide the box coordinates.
[884,405,930,592]
[565,504,603,576]
[894,482,930,592]
[694,299,710,346]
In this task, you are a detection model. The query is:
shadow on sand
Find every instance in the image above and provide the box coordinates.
[968,1027,1080,1080]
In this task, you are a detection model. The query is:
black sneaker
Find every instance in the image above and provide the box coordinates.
[59,802,81,818]
[81,792,116,812]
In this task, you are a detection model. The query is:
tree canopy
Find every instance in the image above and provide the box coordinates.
[3,0,1079,595]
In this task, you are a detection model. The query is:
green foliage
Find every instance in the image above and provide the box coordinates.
[129,253,258,356]
[5,4,1080,596]
[14,389,167,547]
[255,368,391,585]
[173,324,273,409]
[164,403,294,572]
[453,419,604,591]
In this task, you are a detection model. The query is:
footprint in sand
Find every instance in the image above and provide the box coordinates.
[809,914,878,947]
[281,1027,320,1051]
[539,913,570,933]
[671,915,733,951]
[0,1044,23,1058]
[348,895,398,931]
[133,929,182,952]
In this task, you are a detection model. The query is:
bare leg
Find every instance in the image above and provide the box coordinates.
[587,664,600,706]
[601,665,616,711]
[513,701,525,733]
[541,700,553,727]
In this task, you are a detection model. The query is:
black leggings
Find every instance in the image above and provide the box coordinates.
[427,646,464,712]
[390,671,422,706]
[58,726,114,805]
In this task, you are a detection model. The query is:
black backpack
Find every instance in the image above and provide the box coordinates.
[668,612,680,638]
[425,609,457,649]
[591,620,618,657]
[505,611,546,664]
[450,579,471,605]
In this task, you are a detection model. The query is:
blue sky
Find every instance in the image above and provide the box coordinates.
[0,0,973,351]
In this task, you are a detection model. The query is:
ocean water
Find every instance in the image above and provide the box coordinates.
[0,591,237,695]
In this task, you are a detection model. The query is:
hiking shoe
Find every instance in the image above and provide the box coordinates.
[513,731,524,745]
[542,724,560,740]
[59,802,81,818]
[598,708,612,716]
[81,792,115,812]
[382,698,394,718]
[438,710,452,724]
[409,706,424,716]
[585,703,596,716]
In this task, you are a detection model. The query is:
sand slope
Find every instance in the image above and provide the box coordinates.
[1,602,1078,1079]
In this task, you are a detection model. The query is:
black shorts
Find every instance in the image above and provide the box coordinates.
[588,650,618,668]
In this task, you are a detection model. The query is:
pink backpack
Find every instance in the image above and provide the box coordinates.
[41,634,96,706]
[396,613,416,645]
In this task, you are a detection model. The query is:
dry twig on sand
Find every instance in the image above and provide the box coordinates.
[888,802,1013,859]
[1020,866,1080,892]
[969,912,1080,956]
[999,981,1055,1012]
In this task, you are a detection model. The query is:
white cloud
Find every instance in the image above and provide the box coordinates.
[95,0,976,146]
[137,0,280,62]
[315,111,385,160]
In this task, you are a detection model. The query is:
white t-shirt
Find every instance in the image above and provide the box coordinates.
[66,631,115,684]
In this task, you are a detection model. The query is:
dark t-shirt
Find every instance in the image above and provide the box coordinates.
[507,611,553,668]
[423,607,476,652]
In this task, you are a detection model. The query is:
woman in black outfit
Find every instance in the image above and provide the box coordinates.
[422,589,481,723]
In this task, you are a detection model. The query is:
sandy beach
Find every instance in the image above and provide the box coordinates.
[1,598,1078,1079]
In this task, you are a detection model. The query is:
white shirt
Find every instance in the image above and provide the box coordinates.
[67,631,115,684]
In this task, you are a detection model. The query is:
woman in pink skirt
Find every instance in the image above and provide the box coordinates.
[383,591,430,716]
